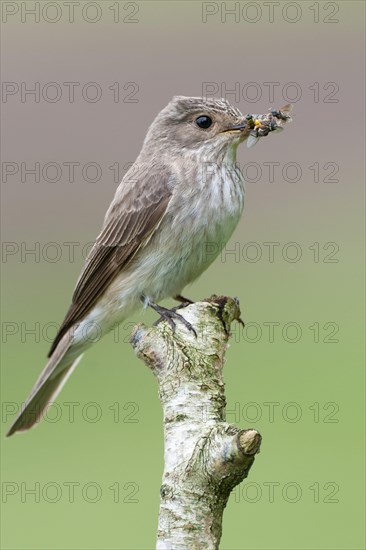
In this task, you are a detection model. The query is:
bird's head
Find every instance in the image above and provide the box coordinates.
[143,96,250,159]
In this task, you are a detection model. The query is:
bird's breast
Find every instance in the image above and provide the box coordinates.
[145,161,245,296]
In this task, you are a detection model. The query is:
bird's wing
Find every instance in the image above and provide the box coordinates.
[48,164,172,356]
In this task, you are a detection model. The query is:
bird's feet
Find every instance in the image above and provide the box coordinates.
[149,301,197,337]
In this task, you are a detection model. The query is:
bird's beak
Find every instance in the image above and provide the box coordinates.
[221,121,248,134]
[229,123,247,131]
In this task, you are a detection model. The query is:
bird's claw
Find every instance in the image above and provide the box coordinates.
[151,303,197,337]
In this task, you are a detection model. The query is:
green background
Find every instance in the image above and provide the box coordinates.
[1,1,365,549]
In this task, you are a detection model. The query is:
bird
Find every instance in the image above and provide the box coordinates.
[7,96,288,436]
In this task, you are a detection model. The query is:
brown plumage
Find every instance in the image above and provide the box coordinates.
[49,173,172,356]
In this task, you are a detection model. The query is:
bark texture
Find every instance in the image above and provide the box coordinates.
[131,296,262,550]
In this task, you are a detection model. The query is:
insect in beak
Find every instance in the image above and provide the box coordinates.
[246,104,293,148]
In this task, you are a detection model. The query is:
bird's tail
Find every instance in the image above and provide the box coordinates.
[6,333,83,436]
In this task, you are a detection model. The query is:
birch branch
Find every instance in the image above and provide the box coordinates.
[131,295,262,550]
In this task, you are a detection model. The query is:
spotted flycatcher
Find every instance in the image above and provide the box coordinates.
[7,96,291,435]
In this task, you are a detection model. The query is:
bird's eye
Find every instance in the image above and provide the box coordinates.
[195,115,213,129]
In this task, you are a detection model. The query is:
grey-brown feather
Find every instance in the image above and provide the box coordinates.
[6,332,75,436]
[6,364,75,435]
[48,168,172,356]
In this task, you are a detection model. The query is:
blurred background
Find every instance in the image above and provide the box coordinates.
[1,1,365,549]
